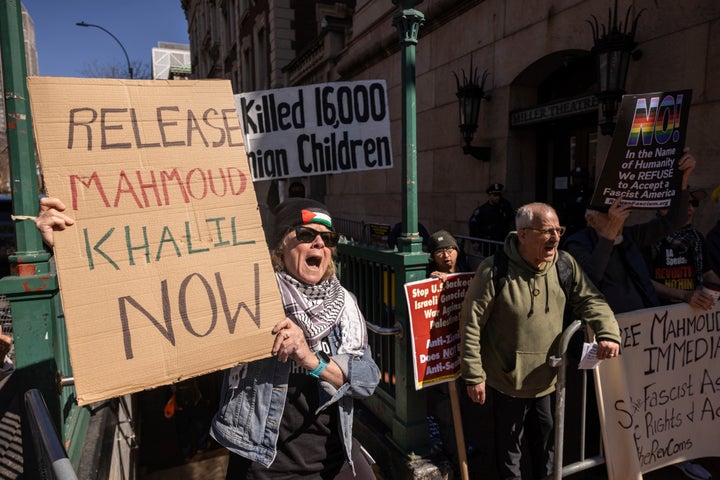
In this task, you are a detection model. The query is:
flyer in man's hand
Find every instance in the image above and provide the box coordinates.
[578,342,602,370]
[589,89,692,211]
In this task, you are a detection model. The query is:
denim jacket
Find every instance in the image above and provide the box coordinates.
[210,324,380,471]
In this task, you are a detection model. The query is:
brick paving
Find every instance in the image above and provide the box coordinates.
[0,375,22,480]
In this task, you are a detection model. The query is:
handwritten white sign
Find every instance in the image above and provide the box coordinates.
[234,80,393,181]
[595,302,720,479]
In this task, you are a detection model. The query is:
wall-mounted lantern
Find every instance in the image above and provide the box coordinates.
[454,61,491,161]
[588,0,643,135]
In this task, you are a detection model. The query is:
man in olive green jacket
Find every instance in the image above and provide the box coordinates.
[460,202,620,480]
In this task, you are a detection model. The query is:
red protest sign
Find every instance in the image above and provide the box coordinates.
[404,273,474,390]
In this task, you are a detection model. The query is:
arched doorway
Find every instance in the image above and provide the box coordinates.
[509,50,599,236]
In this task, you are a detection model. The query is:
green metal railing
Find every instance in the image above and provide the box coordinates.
[335,214,503,454]
[337,244,405,405]
[337,239,428,452]
[0,1,87,475]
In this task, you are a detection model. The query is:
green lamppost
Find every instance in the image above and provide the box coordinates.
[392,0,424,256]
[389,0,429,454]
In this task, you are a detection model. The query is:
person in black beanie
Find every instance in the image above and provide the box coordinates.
[425,229,472,470]
[426,230,469,281]
[211,197,380,479]
[34,196,380,479]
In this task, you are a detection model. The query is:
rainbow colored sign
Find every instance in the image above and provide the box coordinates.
[591,89,692,211]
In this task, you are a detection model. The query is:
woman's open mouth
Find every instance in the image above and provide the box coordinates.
[305,254,323,269]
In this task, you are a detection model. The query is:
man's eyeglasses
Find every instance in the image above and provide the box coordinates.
[433,247,456,257]
[294,226,340,247]
[522,226,566,237]
[690,200,700,207]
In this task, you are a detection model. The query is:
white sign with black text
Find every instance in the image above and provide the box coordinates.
[235,80,393,181]
[595,302,720,479]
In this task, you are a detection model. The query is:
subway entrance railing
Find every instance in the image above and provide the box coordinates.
[333,216,504,455]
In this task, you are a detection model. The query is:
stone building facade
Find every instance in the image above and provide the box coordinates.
[183,0,720,236]
[182,0,354,206]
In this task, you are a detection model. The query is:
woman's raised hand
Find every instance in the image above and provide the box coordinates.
[35,197,75,247]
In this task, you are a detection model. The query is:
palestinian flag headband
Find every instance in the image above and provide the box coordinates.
[301,209,333,229]
[272,198,335,246]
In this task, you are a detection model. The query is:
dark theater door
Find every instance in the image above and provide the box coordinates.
[536,114,598,238]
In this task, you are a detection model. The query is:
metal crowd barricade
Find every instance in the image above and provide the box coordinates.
[453,234,503,269]
[333,217,371,244]
[24,389,78,480]
[550,320,606,479]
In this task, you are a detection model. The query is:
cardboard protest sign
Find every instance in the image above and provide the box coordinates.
[595,302,720,479]
[590,89,692,211]
[404,273,474,389]
[235,80,393,181]
[27,77,284,405]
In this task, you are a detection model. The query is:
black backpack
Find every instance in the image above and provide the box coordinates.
[491,249,574,298]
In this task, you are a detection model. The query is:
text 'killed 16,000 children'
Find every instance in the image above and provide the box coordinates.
[236,82,393,179]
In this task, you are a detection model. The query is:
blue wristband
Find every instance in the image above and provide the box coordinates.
[309,351,330,378]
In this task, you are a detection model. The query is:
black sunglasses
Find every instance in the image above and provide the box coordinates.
[294,226,340,247]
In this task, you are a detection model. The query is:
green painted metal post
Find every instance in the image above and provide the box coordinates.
[393,0,424,256]
[389,0,430,454]
[0,2,44,255]
[0,0,87,474]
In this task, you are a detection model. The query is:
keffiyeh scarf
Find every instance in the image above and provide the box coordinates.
[276,271,367,356]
